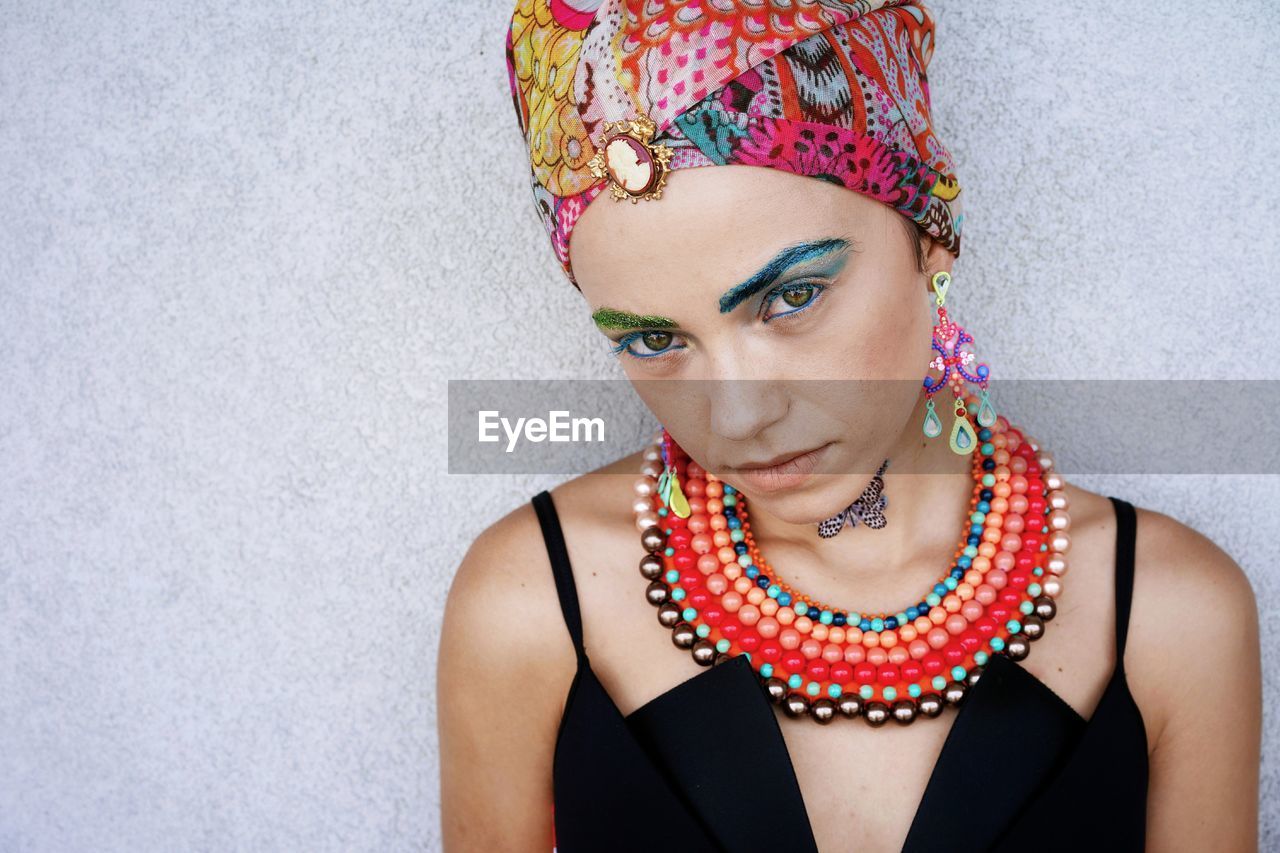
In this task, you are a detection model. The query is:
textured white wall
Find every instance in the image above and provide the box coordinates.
[1,1,1276,849]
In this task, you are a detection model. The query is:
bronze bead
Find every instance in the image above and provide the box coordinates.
[891,699,918,725]
[671,622,697,649]
[837,695,863,718]
[645,580,670,606]
[1034,594,1057,621]
[965,665,984,688]
[712,652,734,667]
[917,692,944,717]
[810,698,837,724]
[764,677,788,704]
[783,692,811,718]
[1021,614,1045,641]
[638,553,664,580]
[691,639,717,666]
[863,701,889,727]
[943,681,968,705]
[657,601,682,628]
[640,526,666,553]
[1006,635,1030,660]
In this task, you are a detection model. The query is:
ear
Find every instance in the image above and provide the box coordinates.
[921,236,955,292]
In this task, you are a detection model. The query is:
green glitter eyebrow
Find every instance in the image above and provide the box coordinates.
[591,308,679,330]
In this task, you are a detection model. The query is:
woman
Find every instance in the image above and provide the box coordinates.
[439,2,1262,850]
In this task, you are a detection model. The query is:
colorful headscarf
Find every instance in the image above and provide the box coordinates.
[505,0,963,289]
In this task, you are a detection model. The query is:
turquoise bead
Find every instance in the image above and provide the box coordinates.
[908,683,922,698]
[975,651,988,665]
[951,665,967,681]
[760,663,773,678]
[883,686,897,701]
[738,554,752,567]
[671,588,686,601]
[860,684,874,699]
[990,636,1005,651]
[932,675,947,690]
[723,494,736,506]
[788,674,803,689]
[1019,600,1033,615]
[682,607,697,621]
[820,610,834,625]
[767,584,781,598]
[1027,582,1041,596]
[806,681,820,697]
[665,547,675,556]
[1007,619,1022,633]
[828,683,843,698]
[665,569,680,584]
[716,639,731,653]
[982,473,996,487]
[695,624,710,638]
[871,617,884,632]
[730,529,744,542]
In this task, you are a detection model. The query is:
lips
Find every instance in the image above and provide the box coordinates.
[728,443,832,494]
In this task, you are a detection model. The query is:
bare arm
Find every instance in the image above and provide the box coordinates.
[1137,511,1262,852]
[437,504,577,851]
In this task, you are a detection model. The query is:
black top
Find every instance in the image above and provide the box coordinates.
[532,491,1149,852]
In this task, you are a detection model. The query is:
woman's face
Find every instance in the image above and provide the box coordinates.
[569,165,955,524]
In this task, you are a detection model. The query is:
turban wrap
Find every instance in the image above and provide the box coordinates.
[505,0,963,289]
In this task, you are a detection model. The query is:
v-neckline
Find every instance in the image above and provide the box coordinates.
[597,649,1097,852]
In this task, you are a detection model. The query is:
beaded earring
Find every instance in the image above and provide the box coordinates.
[921,271,997,454]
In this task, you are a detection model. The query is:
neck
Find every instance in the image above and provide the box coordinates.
[737,394,978,612]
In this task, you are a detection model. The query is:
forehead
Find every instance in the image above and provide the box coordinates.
[568,165,892,297]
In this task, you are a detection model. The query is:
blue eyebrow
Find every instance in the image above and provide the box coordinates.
[718,238,853,314]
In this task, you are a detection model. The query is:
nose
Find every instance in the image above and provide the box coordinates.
[704,359,790,443]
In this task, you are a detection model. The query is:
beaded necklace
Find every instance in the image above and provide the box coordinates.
[631,402,1072,726]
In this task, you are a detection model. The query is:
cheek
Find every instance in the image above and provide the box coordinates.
[810,286,931,379]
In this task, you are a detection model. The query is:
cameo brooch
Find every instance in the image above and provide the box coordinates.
[587,113,674,202]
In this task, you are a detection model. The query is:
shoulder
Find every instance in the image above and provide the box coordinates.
[440,447,649,690]
[1123,499,1260,748]
[436,450,646,846]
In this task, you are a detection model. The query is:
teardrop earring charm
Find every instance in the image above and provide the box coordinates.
[658,427,691,518]
[921,270,995,455]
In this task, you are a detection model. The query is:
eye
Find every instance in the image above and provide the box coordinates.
[761,281,825,322]
[610,329,687,360]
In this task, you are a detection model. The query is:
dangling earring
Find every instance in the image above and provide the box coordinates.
[921,271,997,454]
[817,458,889,538]
[657,427,690,518]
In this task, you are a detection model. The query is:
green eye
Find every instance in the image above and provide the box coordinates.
[762,281,826,321]
[781,285,816,308]
[610,329,686,360]
[640,331,674,351]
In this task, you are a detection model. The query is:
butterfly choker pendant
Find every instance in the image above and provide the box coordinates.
[817,458,889,538]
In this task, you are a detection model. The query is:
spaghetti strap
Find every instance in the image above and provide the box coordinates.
[1108,496,1138,666]
[532,490,588,664]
